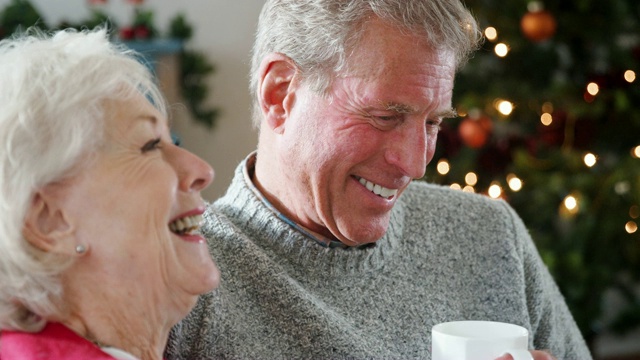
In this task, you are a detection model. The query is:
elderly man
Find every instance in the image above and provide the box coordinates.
[166,0,592,359]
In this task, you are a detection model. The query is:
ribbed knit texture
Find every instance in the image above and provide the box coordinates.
[166,159,592,359]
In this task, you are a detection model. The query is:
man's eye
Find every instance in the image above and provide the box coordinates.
[141,138,162,153]
[426,120,442,134]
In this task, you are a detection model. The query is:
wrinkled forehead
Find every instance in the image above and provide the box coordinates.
[101,92,168,136]
[343,18,455,77]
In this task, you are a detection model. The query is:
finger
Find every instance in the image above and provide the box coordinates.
[531,350,557,360]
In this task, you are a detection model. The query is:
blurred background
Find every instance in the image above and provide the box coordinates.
[1,0,638,358]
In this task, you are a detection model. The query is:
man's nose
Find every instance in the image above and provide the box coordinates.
[383,122,428,179]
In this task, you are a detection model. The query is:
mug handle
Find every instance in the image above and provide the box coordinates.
[503,349,534,360]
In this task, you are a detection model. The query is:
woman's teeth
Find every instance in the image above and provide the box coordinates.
[169,214,204,235]
[357,177,398,199]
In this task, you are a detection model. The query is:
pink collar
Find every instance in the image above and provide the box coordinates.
[1,322,116,359]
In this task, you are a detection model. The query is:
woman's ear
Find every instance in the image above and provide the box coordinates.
[257,53,299,134]
[23,189,76,255]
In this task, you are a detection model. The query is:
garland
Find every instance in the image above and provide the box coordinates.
[0,0,219,129]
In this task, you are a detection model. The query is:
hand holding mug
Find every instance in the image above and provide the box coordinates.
[432,320,533,360]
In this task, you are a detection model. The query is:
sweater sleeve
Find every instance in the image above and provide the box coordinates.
[499,201,593,359]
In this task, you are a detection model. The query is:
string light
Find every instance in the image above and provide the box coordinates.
[465,172,478,186]
[583,153,597,167]
[542,102,554,113]
[437,159,450,175]
[564,195,577,210]
[630,205,640,219]
[587,82,599,96]
[559,193,581,218]
[463,185,475,193]
[626,221,638,234]
[494,43,509,57]
[488,182,502,199]
[506,173,523,192]
[624,70,636,83]
[450,183,462,190]
[540,112,553,126]
[496,100,514,116]
[484,27,498,41]
[615,181,630,195]
[632,145,640,158]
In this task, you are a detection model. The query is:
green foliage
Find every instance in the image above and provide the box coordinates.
[169,13,193,41]
[168,13,218,128]
[427,0,640,348]
[0,2,218,129]
[0,0,46,36]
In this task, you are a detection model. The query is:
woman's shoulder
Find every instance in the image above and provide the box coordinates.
[1,323,116,359]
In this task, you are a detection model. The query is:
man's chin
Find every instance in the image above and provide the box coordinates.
[334,223,389,247]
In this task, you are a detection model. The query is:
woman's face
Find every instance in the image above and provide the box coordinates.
[58,94,219,319]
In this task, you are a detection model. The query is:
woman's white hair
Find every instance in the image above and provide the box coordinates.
[0,27,167,332]
[249,0,483,128]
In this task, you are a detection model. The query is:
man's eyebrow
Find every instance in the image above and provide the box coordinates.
[380,103,458,119]
[435,108,458,119]
[381,102,416,114]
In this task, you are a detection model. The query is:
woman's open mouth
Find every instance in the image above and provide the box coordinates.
[169,214,204,236]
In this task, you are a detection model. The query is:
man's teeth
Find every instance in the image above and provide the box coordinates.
[357,177,398,199]
[169,214,204,235]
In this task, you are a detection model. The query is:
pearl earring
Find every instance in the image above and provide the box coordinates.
[75,244,86,254]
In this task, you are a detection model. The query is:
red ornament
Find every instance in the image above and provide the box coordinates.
[458,116,492,149]
[520,9,557,42]
[134,25,150,39]
[119,26,135,40]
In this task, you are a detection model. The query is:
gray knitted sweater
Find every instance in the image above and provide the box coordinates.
[166,158,592,359]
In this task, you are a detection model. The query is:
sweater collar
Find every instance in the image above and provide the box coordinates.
[212,152,405,274]
[241,152,375,250]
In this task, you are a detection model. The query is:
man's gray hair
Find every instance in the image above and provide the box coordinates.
[0,27,166,332]
[249,0,483,127]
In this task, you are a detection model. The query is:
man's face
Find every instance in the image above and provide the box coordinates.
[271,19,457,246]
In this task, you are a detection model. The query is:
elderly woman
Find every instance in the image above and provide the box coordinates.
[0,28,220,359]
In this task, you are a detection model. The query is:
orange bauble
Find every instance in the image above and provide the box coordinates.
[458,116,492,148]
[520,10,557,42]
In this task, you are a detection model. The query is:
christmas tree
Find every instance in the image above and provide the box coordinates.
[426,0,640,350]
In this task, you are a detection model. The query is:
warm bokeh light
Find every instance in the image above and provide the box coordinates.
[465,172,478,186]
[496,100,514,115]
[583,153,597,167]
[527,1,544,12]
[630,205,640,219]
[624,70,636,83]
[437,159,450,175]
[507,173,523,192]
[564,195,578,211]
[587,82,599,96]
[450,183,462,190]
[626,221,638,234]
[633,145,640,158]
[615,181,631,195]
[559,194,580,218]
[485,27,498,41]
[463,185,475,193]
[542,102,554,113]
[488,183,502,199]
[494,43,509,57]
[540,112,553,126]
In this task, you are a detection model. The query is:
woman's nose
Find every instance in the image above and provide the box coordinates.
[172,145,214,192]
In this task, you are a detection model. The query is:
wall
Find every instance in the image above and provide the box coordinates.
[0,0,264,201]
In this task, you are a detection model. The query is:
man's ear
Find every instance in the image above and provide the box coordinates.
[22,189,76,255]
[257,53,299,134]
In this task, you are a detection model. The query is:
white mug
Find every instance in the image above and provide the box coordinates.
[431,320,533,360]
